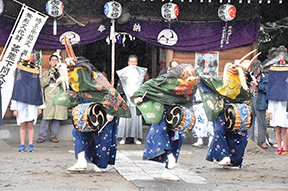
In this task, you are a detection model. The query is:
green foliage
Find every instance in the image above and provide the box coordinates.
[258,19,288,61]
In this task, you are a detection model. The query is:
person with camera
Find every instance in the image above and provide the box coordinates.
[36,55,67,143]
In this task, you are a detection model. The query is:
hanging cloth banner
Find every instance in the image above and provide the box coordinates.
[0,17,258,51]
[119,18,259,52]
[0,5,48,118]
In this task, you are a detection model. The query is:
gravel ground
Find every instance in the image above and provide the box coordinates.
[0,139,138,191]
[1,127,287,191]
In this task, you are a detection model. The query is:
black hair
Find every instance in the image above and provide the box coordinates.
[49,55,59,61]
[128,55,138,61]
[169,60,180,68]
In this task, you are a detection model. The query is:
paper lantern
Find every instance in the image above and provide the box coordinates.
[218,4,236,22]
[0,0,4,14]
[46,0,64,18]
[161,3,179,20]
[46,0,64,35]
[104,1,122,19]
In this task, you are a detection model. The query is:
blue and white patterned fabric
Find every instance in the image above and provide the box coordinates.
[73,103,90,132]
[206,112,248,167]
[72,117,118,169]
[192,90,214,138]
[143,116,184,164]
[233,103,250,131]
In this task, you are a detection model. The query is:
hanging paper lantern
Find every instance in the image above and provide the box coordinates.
[218,4,236,22]
[46,0,64,36]
[46,0,64,18]
[161,3,179,20]
[0,0,4,14]
[104,1,122,19]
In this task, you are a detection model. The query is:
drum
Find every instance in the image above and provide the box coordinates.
[72,103,107,132]
[165,105,195,134]
[224,103,253,131]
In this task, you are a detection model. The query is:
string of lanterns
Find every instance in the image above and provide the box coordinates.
[1,0,239,45]
[168,0,280,3]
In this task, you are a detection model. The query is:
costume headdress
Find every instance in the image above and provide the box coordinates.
[218,49,260,99]
[64,35,77,63]
[51,35,78,92]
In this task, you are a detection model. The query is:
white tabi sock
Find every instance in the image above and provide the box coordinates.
[162,168,180,181]
[167,153,177,169]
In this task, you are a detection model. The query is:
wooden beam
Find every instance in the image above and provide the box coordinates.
[166,49,174,68]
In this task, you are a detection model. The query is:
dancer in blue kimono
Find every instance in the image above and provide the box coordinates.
[133,63,198,181]
[200,51,259,169]
[53,47,130,172]
[69,103,118,172]
[206,109,249,169]
[142,115,185,181]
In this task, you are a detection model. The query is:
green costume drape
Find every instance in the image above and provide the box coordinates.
[54,67,131,118]
[131,77,197,124]
[198,75,253,121]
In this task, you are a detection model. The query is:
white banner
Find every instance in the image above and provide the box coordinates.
[0,5,48,118]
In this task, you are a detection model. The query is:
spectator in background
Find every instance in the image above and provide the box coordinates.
[191,89,214,148]
[36,55,68,144]
[158,60,180,76]
[116,55,148,145]
[249,60,269,149]
[266,59,288,155]
[11,59,45,152]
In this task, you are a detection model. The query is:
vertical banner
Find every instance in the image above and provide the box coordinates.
[0,5,48,118]
[195,51,219,77]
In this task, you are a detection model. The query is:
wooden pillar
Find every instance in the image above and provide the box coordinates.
[166,49,174,68]
[252,41,258,57]
[151,45,157,78]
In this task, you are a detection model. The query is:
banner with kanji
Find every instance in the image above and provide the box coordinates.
[0,5,48,118]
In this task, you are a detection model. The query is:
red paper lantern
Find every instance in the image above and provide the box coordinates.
[161,3,179,21]
[218,4,236,22]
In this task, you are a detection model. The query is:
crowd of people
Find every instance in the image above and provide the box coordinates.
[8,46,288,182]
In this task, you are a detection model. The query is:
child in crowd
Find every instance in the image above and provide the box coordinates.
[10,59,44,152]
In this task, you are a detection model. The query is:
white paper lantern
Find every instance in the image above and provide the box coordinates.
[104,1,122,19]
[0,0,4,14]
[218,4,236,22]
[46,0,64,18]
[161,3,179,20]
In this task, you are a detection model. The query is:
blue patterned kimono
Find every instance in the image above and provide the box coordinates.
[72,117,118,169]
[143,116,184,164]
[206,112,248,167]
